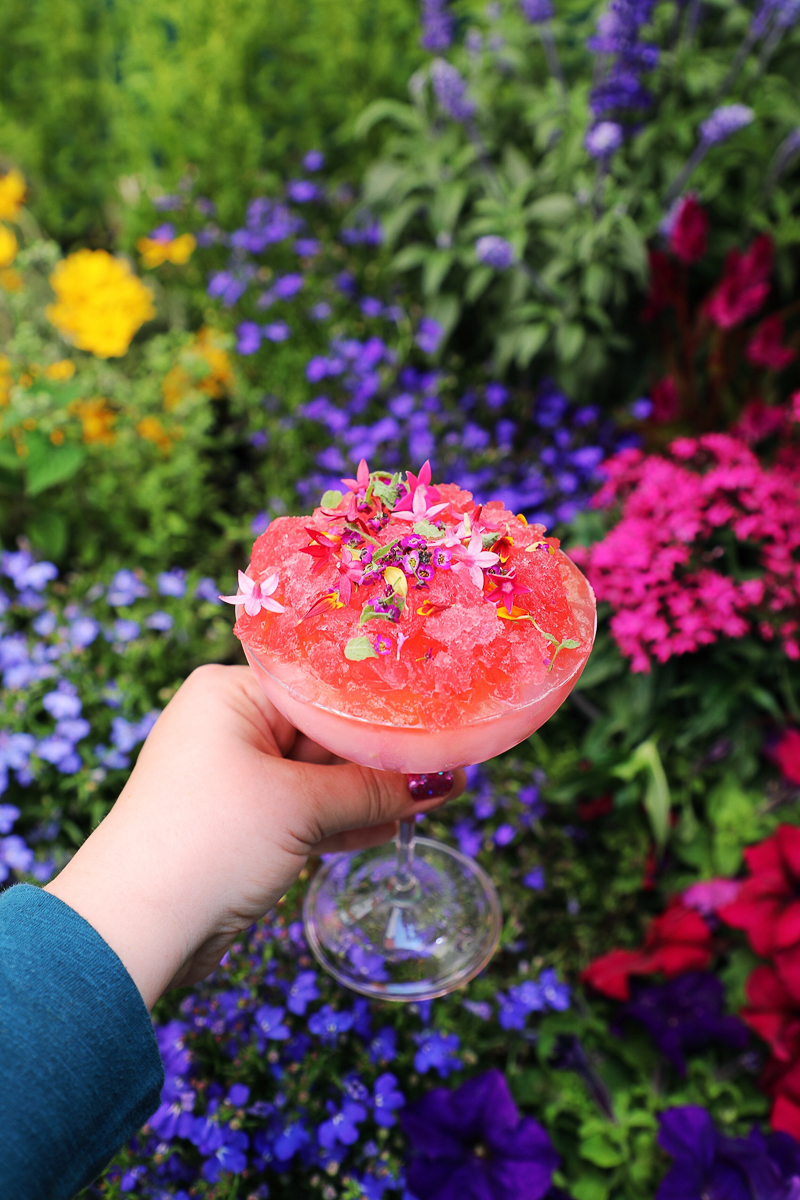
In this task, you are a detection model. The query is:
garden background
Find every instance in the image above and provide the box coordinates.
[4,0,800,1196]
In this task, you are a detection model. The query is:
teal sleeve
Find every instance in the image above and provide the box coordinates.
[0,883,165,1200]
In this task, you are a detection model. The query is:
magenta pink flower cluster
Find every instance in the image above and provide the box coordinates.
[573,433,800,672]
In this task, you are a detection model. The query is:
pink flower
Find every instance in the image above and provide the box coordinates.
[485,569,531,615]
[341,458,371,494]
[334,546,363,606]
[706,234,773,329]
[650,376,681,424]
[683,878,742,916]
[393,460,441,513]
[220,570,284,616]
[668,194,709,265]
[452,531,500,589]
[392,485,449,524]
[747,316,796,372]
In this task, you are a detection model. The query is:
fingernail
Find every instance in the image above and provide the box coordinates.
[407,771,454,801]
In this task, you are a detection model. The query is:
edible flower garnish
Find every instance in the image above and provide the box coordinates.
[299,527,341,574]
[220,570,284,616]
[452,531,500,590]
[392,485,449,524]
[484,569,531,616]
[341,457,371,496]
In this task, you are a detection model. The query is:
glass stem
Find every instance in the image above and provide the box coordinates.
[395,819,416,889]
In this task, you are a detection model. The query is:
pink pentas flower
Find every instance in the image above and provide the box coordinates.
[334,546,363,606]
[485,569,531,615]
[220,571,284,617]
[452,531,500,590]
[393,460,441,512]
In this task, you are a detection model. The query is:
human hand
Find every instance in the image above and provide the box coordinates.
[46,665,463,1008]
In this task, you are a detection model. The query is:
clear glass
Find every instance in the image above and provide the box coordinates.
[240,549,596,1001]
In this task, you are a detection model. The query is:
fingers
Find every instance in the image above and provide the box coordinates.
[313,821,400,855]
[283,759,466,848]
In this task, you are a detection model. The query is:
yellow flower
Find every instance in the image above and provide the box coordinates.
[44,359,76,381]
[0,169,26,222]
[69,397,116,445]
[47,249,155,358]
[50,429,65,445]
[137,415,173,452]
[161,327,232,410]
[0,268,23,292]
[137,231,196,269]
[0,225,18,268]
[0,355,11,406]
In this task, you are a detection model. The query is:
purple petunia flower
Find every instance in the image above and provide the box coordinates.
[475,235,515,269]
[699,104,754,147]
[42,681,81,721]
[195,577,221,604]
[237,321,262,356]
[402,1069,559,1200]
[146,611,174,632]
[523,865,546,890]
[657,1107,800,1200]
[263,321,291,342]
[623,973,748,1075]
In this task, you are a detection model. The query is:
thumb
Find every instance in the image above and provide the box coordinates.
[280,759,466,847]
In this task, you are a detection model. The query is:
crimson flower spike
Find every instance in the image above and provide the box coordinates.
[301,590,344,621]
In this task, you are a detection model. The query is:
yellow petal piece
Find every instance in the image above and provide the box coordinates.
[383,565,408,597]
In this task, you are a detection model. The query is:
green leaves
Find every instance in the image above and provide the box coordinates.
[613,740,671,851]
[24,434,86,497]
[320,489,343,508]
[344,636,378,660]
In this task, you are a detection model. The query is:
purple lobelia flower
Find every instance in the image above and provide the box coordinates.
[656,1107,800,1200]
[430,59,477,122]
[402,1069,559,1200]
[623,973,748,1076]
[303,149,325,172]
[373,1073,405,1127]
[413,1030,462,1077]
[475,236,515,269]
[318,1100,368,1149]
[416,316,445,355]
[699,103,754,146]
[421,0,454,51]
[286,969,320,1015]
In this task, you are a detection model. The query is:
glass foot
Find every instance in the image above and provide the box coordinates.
[303,835,502,1001]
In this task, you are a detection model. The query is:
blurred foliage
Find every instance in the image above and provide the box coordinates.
[0,0,423,244]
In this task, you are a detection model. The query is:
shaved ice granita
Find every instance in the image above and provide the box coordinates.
[224,461,596,1000]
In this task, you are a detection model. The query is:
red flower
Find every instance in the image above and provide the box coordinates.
[706,234,773,329]
[718,826,800,1001]
[747,315,797,372]
[773,730,800,786]
[741,964,800,1063]
[669,194,709,265]
[650,376,681,424]
[577,794,613,821]
[582,902,713,1000]
[762,1056,800,1139]
[642,249,681,321]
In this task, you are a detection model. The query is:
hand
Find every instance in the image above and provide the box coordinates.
[45,665,463,1008]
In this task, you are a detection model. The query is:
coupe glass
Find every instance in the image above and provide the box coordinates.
[240,550,596,1001]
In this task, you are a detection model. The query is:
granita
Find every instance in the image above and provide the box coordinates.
[225,461,595,734]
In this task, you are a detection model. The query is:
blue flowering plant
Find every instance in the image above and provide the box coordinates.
[356,0,800,386]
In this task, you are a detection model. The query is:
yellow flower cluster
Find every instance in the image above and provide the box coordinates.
[0,169,26,221]
[0,355,12,406]
[47,249,155,358]
[162,327,232,409]
[137,415,181,452]
[69,397,117,445]
[0,225,18,268]
[137,231,196,269]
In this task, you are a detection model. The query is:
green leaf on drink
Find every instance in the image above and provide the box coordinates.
[321,489,343,508]
[344,635,378,660]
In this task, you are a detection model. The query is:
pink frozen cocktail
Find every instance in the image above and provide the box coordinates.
[232,464,595,773]
[224,461,596,1000]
